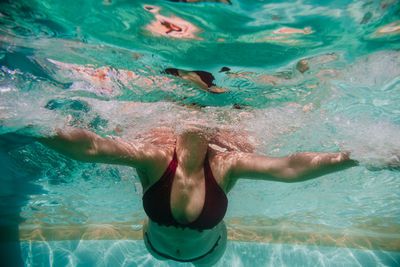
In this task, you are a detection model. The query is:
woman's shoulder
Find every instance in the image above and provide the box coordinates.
[207,148,244,192]
[208,148,245,163]
[137,144,175,190]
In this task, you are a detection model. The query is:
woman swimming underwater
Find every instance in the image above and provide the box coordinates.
[37,124,358,265]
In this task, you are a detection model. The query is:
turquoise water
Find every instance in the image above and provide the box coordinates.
[0,0,400,266]
[16,240,400,266]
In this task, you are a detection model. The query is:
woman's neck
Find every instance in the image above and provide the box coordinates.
[176,130,208,172]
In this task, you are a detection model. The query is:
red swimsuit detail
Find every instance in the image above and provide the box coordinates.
[142,149,228,231]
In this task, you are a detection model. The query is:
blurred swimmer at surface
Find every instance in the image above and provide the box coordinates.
[164,67,230,94]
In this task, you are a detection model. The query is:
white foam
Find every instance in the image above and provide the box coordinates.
[343,50,400,88]
[339,119,400,168]
[0,87,67,137]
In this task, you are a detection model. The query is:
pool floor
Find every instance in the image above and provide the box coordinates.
[4,240,396,267]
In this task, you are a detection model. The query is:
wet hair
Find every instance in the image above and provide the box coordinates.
[164,68,180,77]
[164,68,216,88]
[219,67,230,72]
[193,71,216,87]
[296,60,309,73]
[233,103,242,109]
[144,6,154,11]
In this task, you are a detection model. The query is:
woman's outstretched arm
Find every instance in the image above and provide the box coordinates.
[229,151,358,183]
[38,128,160,168]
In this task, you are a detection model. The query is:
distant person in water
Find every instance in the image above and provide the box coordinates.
[37,124,359,265]
[164,67,251,109]
[164,67,230,94]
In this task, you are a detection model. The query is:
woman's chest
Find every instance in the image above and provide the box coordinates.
[169,171,206,224]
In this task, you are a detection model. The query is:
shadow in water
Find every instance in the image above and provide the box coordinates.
[0,133,45,266]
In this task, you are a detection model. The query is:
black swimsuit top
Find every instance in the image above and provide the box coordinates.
[142,150,228,230]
